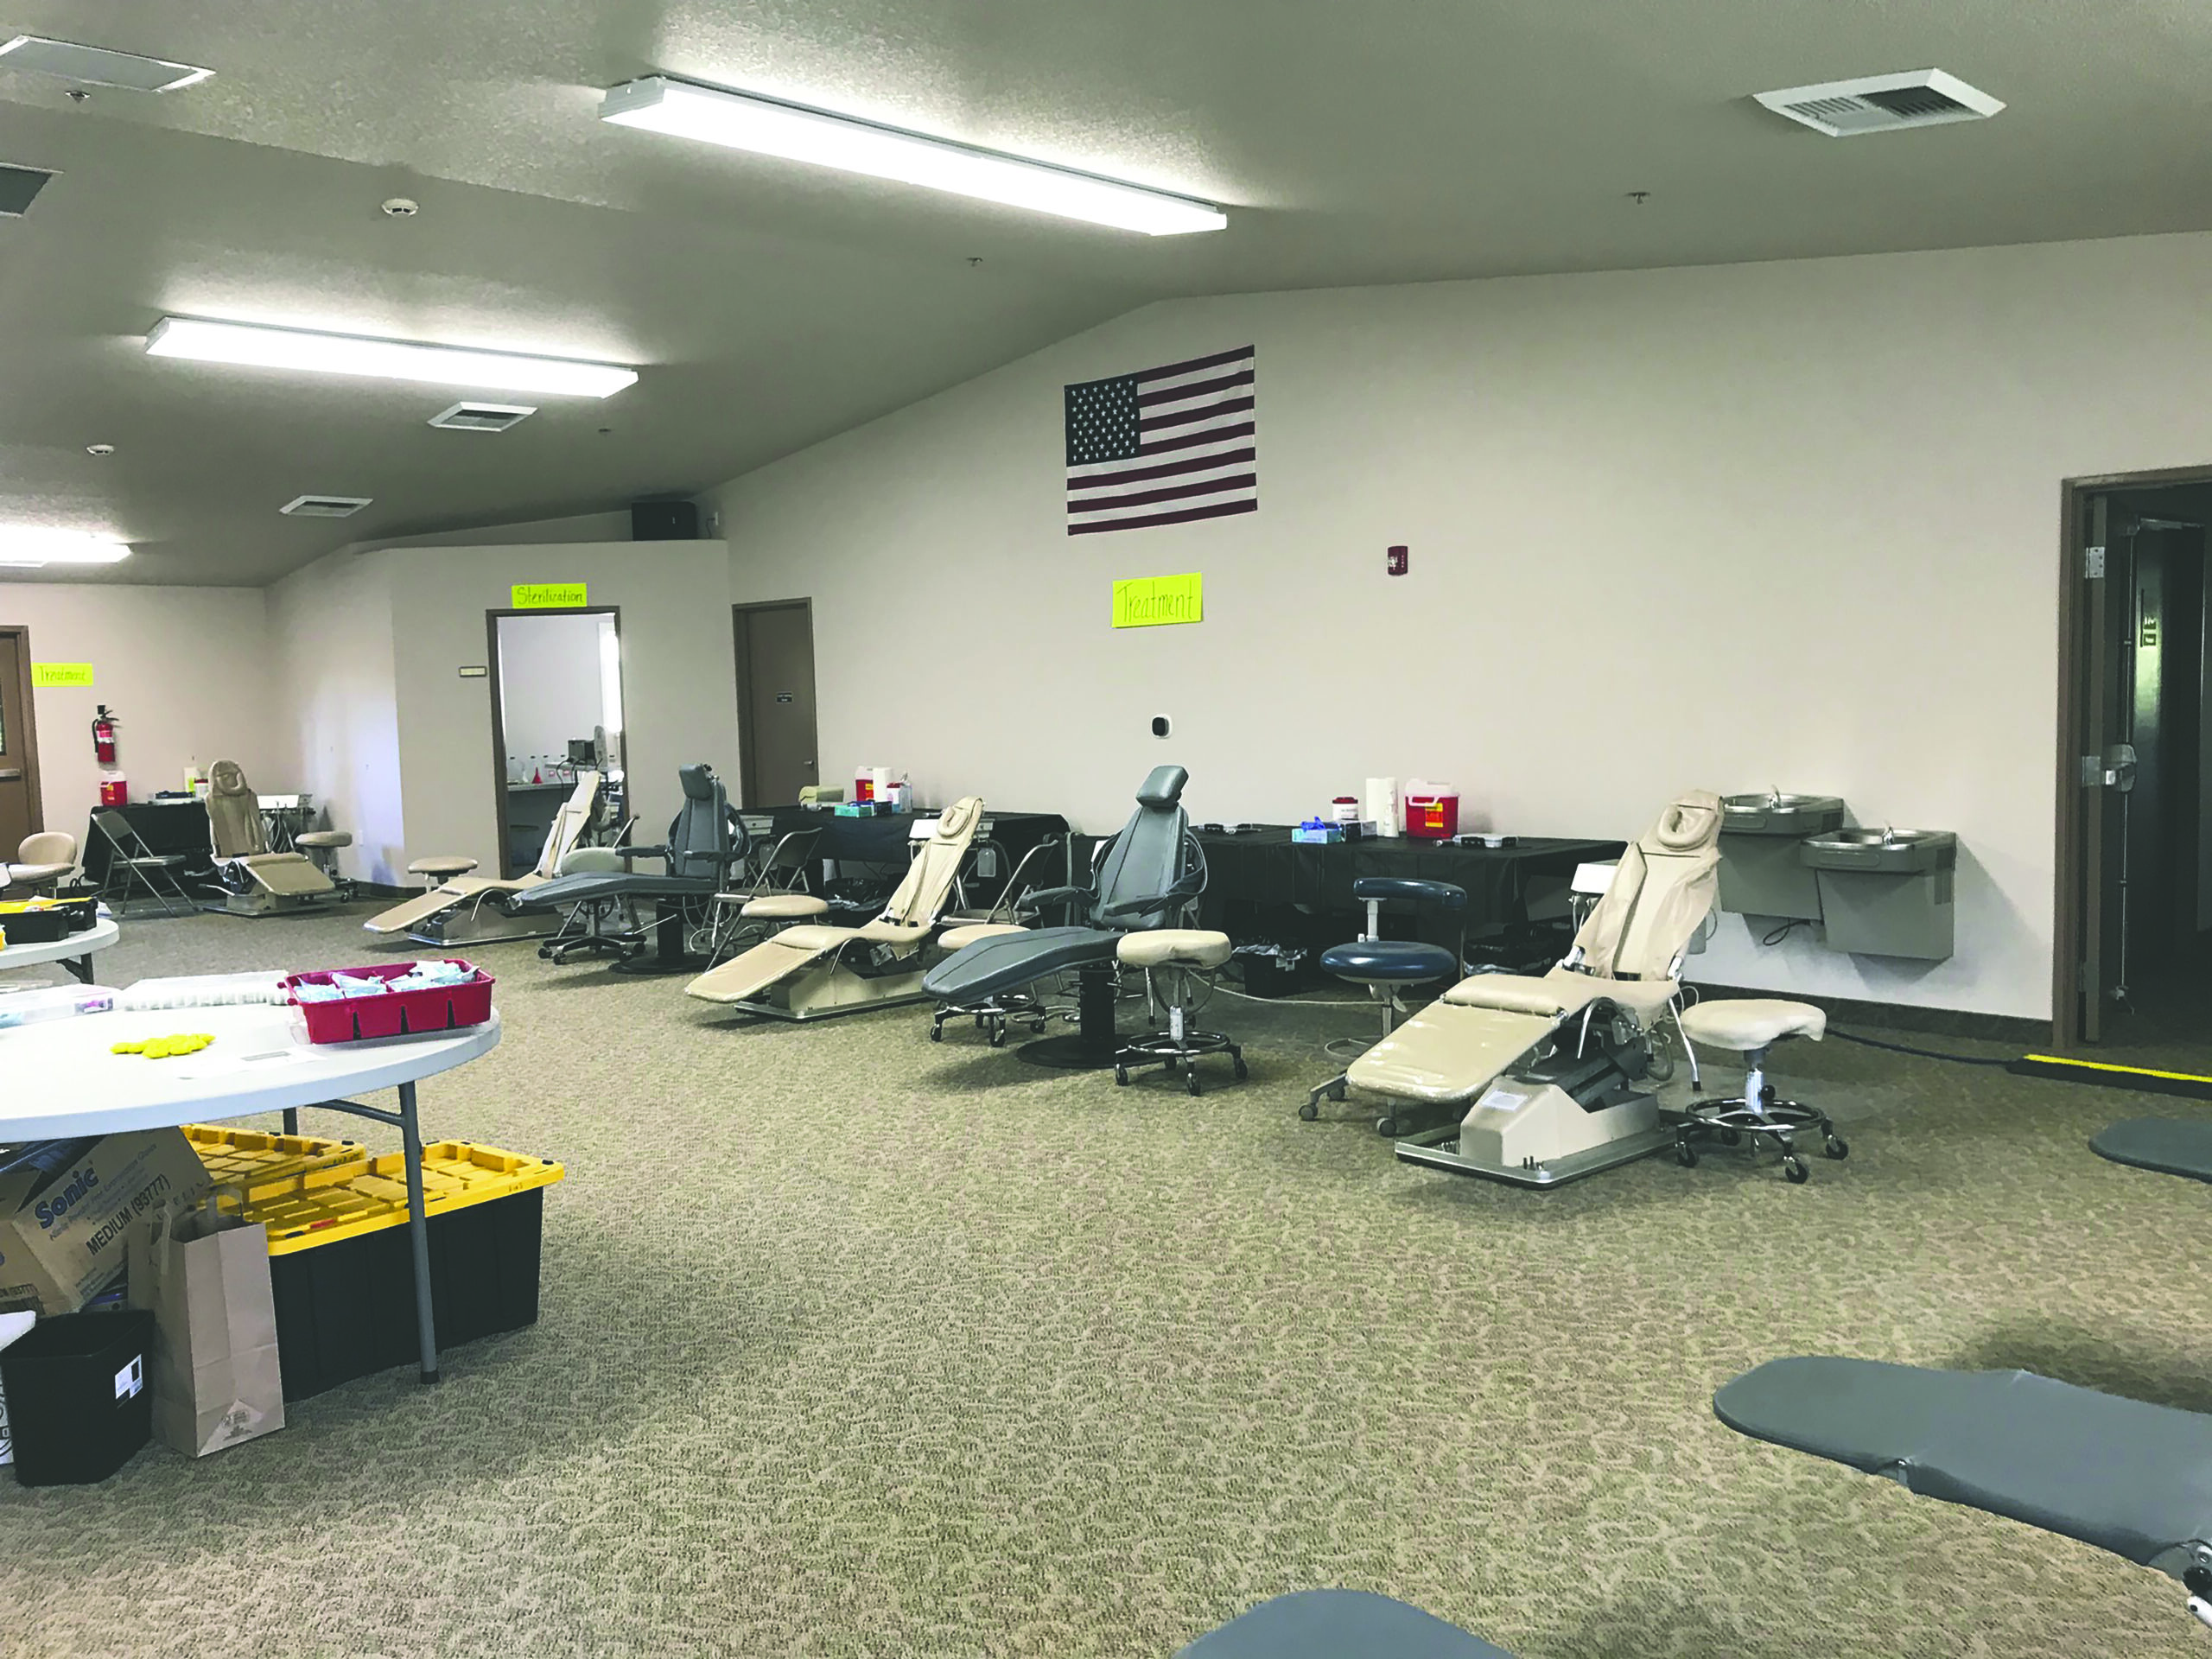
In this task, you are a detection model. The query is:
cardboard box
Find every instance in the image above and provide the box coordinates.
[0,1132,211,1316]
[0,1308,34,1465]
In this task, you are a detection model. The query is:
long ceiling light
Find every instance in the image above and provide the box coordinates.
[601,76,1227,237]
[144,318,639,397]
[0,530,130,569]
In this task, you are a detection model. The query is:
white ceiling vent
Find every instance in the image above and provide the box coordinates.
[1756,70,2004,137]
[428,401,537,433]
[280,494,372,519]
[0,35,213,92]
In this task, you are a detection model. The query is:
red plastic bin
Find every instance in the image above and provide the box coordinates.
[280,960,495,1044]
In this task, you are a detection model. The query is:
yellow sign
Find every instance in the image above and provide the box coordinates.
[512,582,588,609]
[1111,573,1204,630]
[30,663,93,688]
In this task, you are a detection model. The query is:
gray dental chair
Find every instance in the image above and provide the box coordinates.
[1717,1115,2212,1630]
[921,765,1202,1067]
[1177,1591,1513,1657]
[509,763,744,969]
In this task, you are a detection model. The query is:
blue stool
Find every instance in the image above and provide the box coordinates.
[1302,876,1467,1135]
[1176,1590,1515,1658]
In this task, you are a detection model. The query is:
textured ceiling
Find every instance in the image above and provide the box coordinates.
[2,0,2209,584]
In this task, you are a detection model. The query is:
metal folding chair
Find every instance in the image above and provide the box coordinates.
[89,810,194,918]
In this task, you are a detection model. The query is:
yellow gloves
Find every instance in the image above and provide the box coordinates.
[111,1033,216,1059]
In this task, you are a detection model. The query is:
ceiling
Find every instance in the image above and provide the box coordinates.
[2,0,2209,585]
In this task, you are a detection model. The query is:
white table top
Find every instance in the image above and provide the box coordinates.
[0,1003,501,1141]
[0,916,119,973]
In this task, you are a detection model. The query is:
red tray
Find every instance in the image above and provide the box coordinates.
[280,960,495,1044]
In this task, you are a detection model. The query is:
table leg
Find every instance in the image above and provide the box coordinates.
[282,1107,299,1136]
[398,1078,440,1384]
[64,954,92,984]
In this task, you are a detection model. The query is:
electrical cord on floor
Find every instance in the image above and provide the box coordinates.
[1761,918,1812,947]
[1826,1027,2014,1066]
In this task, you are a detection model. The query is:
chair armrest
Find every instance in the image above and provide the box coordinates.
[1020,884,1090,911]
[1101,870,1204,921]
[615,844,670,863]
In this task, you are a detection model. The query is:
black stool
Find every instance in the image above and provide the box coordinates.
[1301,876,1466,1135]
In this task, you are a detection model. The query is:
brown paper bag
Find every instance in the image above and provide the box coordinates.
[127,1191,286,1458]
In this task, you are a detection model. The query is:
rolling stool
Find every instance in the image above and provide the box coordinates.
[930,921,1048,1046]
[295,830,353,898]
[1113,929,1245,1096]
[407,855,478,895]
[1674,999,1846,1184]
[1301,876,1467,1135]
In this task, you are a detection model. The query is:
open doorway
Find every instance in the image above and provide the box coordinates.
[0,625,45,858]
[486,608,626,878]
[2055,472,2212,1052]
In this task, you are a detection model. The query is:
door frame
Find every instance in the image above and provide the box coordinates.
[731,598,816,808]
[0,624,45,835]
[2052,461,2212,1048]
[484,606,621,879]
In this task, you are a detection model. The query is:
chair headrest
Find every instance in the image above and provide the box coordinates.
[934,797,982,838]
[678,764,716,802]
[1136,766,1188,808]
[1645,790,1725,854]
[208,760,251,798]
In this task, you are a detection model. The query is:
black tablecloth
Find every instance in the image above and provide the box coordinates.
[753,807,1072,908]
[82,800,217,885]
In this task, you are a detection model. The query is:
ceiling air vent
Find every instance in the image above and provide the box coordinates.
[0,35,213,92]
[0,163,53,217]
[1756,69,2003,137]
[280,494,372,519]
[428,401,537,433]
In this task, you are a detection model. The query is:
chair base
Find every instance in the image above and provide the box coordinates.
[1114,1027,1245,1096]
[1675,1093,1847,1184]
[931,989,1050,1048]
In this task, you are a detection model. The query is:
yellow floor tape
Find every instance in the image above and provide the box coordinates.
[2018,1053,2212,1085]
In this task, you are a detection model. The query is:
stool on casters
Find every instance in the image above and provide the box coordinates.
[1302,877,1467,1135]
[1113,929,1244,1096]
[1673,999,1846,1183]
[295,830,353,899]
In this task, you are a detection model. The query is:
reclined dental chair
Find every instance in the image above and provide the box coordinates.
[921,766,1203,1067]
[1718,1114,2212,1632]
[1381,789,1723,1186]
[363,770,602,944]
[204,760,340,915]
[508,763,743,970]
[1176,1591,1514,1657]
[685,798,986,1019]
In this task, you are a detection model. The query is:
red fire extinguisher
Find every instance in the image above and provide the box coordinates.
[92,703,118,766]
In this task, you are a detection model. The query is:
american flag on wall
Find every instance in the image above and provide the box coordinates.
[1064,345,1256,536]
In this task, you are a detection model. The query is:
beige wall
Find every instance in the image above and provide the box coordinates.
[706,232,2212,1020]
[1,584,280,848]
[382,542,738,873]
[269,550,404,884]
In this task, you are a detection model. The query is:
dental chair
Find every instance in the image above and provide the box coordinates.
[921,766,1203,1067]
[204,760,340,915]
[508,763,744,970]
[1383,790,1723,1187]
[684,798,986,1019]
[1177,1592,1514,1657]
[1304,877,1470,1135]
[364,770,603,944]
[1718,1116,2212,1631]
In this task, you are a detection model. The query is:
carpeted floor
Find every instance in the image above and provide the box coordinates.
[3,906,2210,1658]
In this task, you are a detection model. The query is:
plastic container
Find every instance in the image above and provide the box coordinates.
[179,1124,363,1205]
[1405,783,1460,840]
[98,773,128,808]
[279,960,493,1044]
[0,903,69,944]
[0,1310,154,1486]
[1330,796,1361,824]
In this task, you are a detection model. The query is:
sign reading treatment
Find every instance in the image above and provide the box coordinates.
[1111,573,1204,629]
[512,582,588,609]
[30,663,94,688]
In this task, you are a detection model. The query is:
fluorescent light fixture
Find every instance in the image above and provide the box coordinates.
[0,35,212,93]
[0,529,130,568]
[144,317,639,398]
[601,76,1227,237]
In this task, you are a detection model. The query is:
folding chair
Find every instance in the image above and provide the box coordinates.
[90,810,194,918]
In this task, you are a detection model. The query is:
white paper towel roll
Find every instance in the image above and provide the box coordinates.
[1365,778,1399,836]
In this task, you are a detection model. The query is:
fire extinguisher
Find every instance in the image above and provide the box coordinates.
[92,703,118,766]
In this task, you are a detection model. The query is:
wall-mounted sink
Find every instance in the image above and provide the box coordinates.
[1721,792,1847,836]
[1799,827,1957,875]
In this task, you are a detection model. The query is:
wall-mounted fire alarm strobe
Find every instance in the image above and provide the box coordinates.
[1386,545,1408,576]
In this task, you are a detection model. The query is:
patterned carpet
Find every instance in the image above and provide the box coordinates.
[3,906,2209,1659]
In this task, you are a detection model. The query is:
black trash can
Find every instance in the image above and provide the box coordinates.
[1,1310,155,1486]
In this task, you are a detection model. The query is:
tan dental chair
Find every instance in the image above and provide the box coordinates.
[205,760,340,915]
[685,797,985,1020]
[365,770,604,944]
[1370,790,1726,1186]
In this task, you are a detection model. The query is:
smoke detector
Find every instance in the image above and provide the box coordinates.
[428,401,535,433]
[1756,69,2004,137]
[0,35,213,92]
[280,494,372,518]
